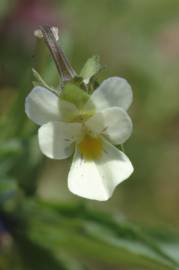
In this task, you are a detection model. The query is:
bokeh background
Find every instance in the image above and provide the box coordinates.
[0,0,179,269]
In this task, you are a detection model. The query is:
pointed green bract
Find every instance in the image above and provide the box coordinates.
[61,83,90,109]
[80,55,102,84]
[32,68,57,93]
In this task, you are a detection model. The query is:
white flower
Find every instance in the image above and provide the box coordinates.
[25,77,134,201]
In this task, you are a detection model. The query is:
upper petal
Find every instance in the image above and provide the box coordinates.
[87,77,133,111]
[68,139,133,201]
[85,107,133,145]
[25,86,60,125]
[38,121,82,159]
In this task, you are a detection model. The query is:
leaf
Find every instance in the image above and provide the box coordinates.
[12,200,179,270]
[0,137,43,197]
[0,178,17,194]
[143,227,179,265]
[10,137,43,196]
[61,83,90,109]
[80,55,103,84]
[14,235,68,270]
[0,139,23,157]
[0,178,18,204]
[32,68,58,93]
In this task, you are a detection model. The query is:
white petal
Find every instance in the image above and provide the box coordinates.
[68,148,109,201]
[85,107,132,145]
[38,121,82,159]
[25,86,60,125]
[87,77,133,111]
[68,139,133,201]
[97,139,134,196]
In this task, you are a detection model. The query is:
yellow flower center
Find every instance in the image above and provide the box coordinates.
[78,134,103,160]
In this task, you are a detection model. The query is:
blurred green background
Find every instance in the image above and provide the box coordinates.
[0,0,179,269]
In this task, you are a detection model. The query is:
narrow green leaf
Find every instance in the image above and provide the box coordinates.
[32,68,57,93]
[13,200,179,270]
[14,235,68,270]
[0,139,22,157]
[80,55,102,84]
[0,178,18,205]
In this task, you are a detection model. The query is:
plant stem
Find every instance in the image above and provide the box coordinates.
[40,25,76,86]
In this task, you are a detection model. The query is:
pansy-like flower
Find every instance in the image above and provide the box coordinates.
[25,77,134,201]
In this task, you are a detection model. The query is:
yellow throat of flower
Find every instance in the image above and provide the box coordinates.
[78,134,103,160]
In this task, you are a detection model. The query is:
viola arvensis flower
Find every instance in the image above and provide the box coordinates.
[25,76,134,201]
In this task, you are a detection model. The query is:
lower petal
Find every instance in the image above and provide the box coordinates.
[68,139,133,201]
[68,148,109,201]
[96,139,134,196]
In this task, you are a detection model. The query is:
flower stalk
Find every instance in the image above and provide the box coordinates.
[40,25,76,85]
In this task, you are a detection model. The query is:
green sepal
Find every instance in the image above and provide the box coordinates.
[60,83,90,109]
[32,68,58,93]
[80,55,103,84]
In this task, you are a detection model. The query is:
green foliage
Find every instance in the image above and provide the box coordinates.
[7,200,179,270]
[32,68,57,93]
[80,55,103,84]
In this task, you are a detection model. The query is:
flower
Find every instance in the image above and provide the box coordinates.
[25,77,134,201]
